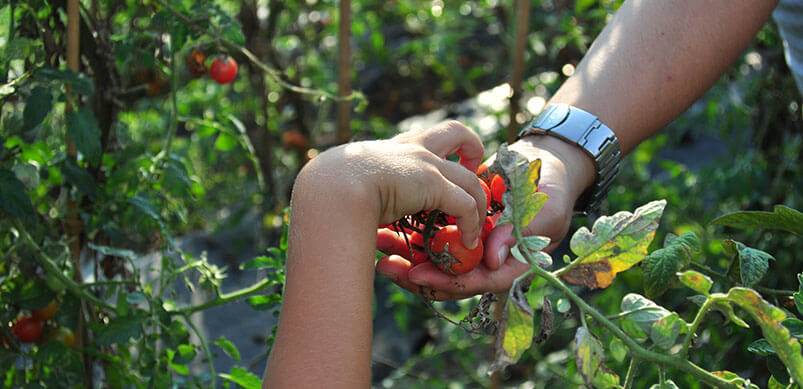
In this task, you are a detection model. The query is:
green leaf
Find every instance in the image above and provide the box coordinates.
[710,205,803,235]
[219,366,262,389]
[23,86,52,131]
[609,337,627,363]
[172,344,197,365]
[517,235,552,268]
[163,156,192,196]
[128,193,160,221]
[245,294,282,311]
[767,355,790,385]
[561,200,666,290]
[557,298,571,314]
[67,109,102,166]
[215,336,241,361]
[493,144,547,234]
[0,169,35,223]
[490,279,533,373]
[620,293,687,349]
[650,312,682,350]
[93,316,144,345]
[688,294,750,328]
[723,240,774,287]
[642,232,699,297]
[747,339,776,356]
[781,318,803,339]
[36,67,95,96]
[725,288,803,383]
[677,270,713,296]
[60,158,96,199]
[574,0,596,13]
[167,349,190,376]
[214,132,239,151]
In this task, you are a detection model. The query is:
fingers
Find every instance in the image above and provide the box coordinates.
[432,160,486,248]
[483,223,517,271]
[376,228,411,259]
[397,121,485,173]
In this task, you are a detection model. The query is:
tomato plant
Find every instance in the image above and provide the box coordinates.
[12,316,43,343]
[44,327,76,348]
[209,55,238,84]
[430,225,484,275]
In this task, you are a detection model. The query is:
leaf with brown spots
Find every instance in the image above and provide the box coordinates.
[560,200,666,289]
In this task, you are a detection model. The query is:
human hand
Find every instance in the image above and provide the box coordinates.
[376,135,595,300]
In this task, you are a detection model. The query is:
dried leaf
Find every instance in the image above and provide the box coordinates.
[561,200,666,289]
[534,296,553,344]
[574,327,607,388]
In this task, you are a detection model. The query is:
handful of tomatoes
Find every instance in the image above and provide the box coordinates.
[379,163,507,275]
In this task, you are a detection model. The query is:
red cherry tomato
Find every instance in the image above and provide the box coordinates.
[479,178,491,210]
[209,55,238,84]
[12,316,43,343]
[31,300,58,322]
[430,225,483,275]
[480,216,494,242]
[408,232,430,265]
[490,174,506,203]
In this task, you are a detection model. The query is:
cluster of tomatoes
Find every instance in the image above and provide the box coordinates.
[380,163,507,275]
[187,48,238,84]
[10,300,74,347]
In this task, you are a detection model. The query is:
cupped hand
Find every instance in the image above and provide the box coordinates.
[376,134,596,300]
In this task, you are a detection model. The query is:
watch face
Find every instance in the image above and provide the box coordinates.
[538,104,570,130]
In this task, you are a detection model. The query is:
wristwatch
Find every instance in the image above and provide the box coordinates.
[517,104,621,216]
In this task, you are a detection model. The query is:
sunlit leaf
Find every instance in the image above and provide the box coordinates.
[711,205,803,235]
[711,371,760,388]
[725,288,803,383]
[722,240,774,287]
[561,200,666,289]
[493,144,547,234]
[620,293,687,349]
[215,336,241,361]
[490,279,533,373]
[609,337,627,363]
[219,366,262,389]
[677,270,713,296]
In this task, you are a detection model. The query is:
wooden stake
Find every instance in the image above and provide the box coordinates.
[507,0,531,143]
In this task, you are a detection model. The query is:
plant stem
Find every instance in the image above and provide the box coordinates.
[184,314,216,389]
[623,358,639,389]
[528,264,739,388]
[176,277,276,316]
[679,297,715,359]
[659,365,666,388]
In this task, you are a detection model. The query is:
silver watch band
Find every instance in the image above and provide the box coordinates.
[517,104,621,216]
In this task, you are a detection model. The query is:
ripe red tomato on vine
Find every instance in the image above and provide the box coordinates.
[430,225,484,275]
[209,55,238,84]
[12,316,43,343]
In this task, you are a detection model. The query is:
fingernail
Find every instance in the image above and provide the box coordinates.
[468,236,479,249]
[497,245,509,267]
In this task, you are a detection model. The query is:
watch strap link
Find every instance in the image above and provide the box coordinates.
[518,104,621,216]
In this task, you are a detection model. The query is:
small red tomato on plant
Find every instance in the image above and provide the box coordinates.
[209,55,238,84]
[408,232,430,265]
[31,300,58,321]
[12,316,43,343]
[430,225,483,275]
[490,174,506,203]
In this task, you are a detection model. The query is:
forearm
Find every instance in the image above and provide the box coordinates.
[550,0,778,154]
[263,158,380,388]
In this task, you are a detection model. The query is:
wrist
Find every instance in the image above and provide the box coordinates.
[510,135,596,203]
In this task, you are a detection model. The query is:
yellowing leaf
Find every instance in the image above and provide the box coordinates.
[725,288,803,383]
[493,144,547,235]
[574,326,617,388]
[677,270,713,296]
[490,279,534,373]
[561,200,666,289]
